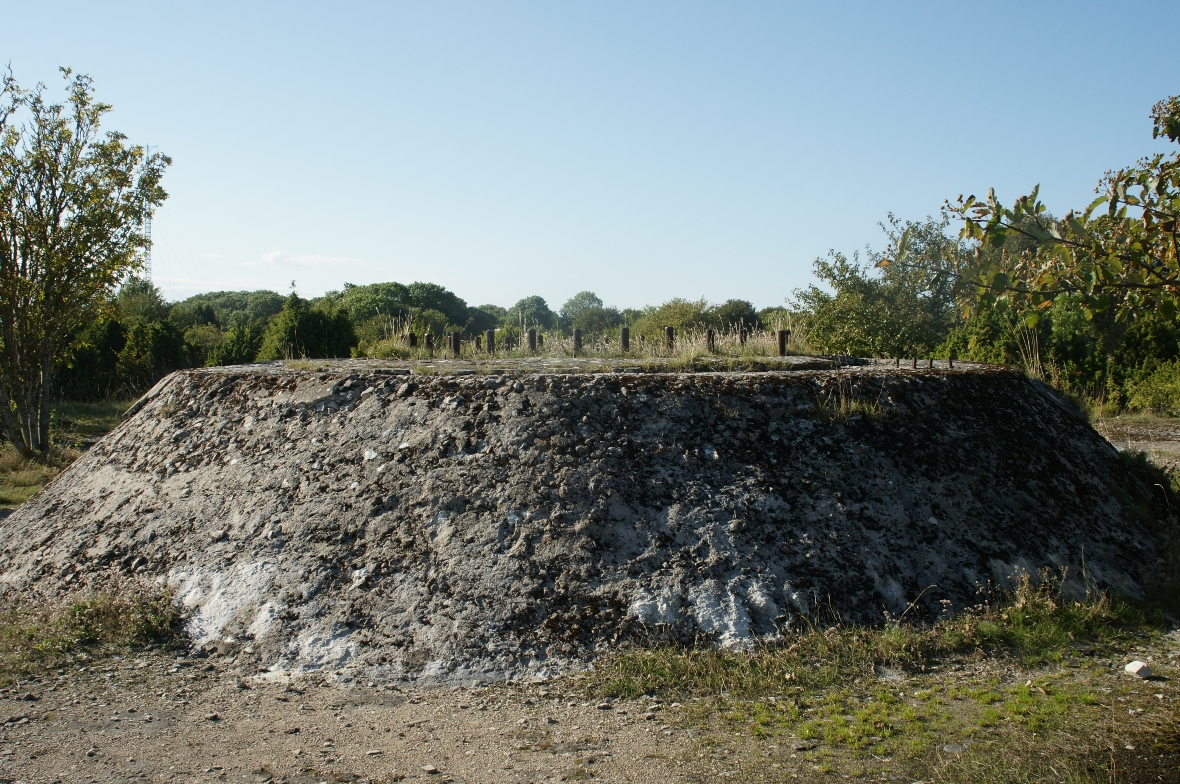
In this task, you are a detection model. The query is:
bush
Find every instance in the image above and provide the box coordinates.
[256,293,357,361]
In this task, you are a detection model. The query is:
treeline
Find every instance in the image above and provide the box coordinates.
[791,215,1180,415]
[55,279,784,400]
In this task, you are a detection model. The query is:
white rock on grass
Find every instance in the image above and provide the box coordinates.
[1125,660,1153,679]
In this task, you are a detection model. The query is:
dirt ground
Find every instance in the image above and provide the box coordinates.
[1097,415,1180,476]
[0,653,702,784]
[4,635,1180,784]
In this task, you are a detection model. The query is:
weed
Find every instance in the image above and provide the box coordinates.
[0,582,182,684]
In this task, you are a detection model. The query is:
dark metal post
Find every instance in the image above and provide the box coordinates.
[928,357,934,369]
[665,326,674,351]
[706,329,715,352]
[475,335,482,351]
[621,326,630,352]
[408,333,418,348]
[449,331,460,357]
[573,328,582,352]
[739,329,747,346]
[537,333,544,349]
[425,333,434,357]
[776,329,788,357]
[486,329,495,354]
[527,328,537,351]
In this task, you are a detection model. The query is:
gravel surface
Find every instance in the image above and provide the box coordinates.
[0,651,696,783]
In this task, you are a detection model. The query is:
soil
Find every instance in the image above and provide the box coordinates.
[2,638,1179,784]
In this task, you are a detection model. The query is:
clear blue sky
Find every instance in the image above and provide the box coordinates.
[4,2,1178,311]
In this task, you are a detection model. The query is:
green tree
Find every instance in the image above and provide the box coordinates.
[571,306,622,335]
[506,296,558,330]
[208,322,265,366]
[170,290,284,329]
[713,299,759,330]
[116,277,169,324]
[560,291,604,327]
[115,320,192,392]
[0,68,168,454]
[256,293,357,361]
[797,216,960,357]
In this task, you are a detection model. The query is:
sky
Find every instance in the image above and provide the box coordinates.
[3,2,1178,312]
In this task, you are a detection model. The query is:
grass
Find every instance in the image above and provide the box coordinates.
[0,398,130,510]
[584,575,1177,782]
[0,582,182,685]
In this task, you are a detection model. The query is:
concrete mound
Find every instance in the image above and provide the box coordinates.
[0,363,1171,684]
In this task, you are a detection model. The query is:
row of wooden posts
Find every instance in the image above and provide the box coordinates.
[402,328,796,356]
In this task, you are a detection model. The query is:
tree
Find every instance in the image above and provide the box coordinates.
[0,68,168,454]
[571,306,622,335]
[255,293,357,361]
[941,94,1180,323]
[560,291,604,326]
[797,216,960,357]
[506,296,558,330]
[713,299,758,330]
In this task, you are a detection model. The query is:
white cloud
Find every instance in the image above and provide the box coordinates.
[255,250,376,269]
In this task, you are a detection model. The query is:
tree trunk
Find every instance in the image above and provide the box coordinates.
[38,352,51,453]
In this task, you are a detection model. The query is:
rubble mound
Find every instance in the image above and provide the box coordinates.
[0,364,1171,684]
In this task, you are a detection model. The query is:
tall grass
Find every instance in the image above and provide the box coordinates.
[356,325,811,364]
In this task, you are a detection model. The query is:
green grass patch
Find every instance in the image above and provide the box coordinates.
[0,583,182,684]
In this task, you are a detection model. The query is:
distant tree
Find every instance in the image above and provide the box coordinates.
[507,296,558,330]
[0,68,168,454]
[407,282,468,326]
[571,306,622,335]
[467,304,506,335]
[171,290,284,329]
[560,291,604,327]
[713,299,759,330]
[633,298,717,339]
[115,277,169,324]
[795,216,961,357]
[115,320,192,391]
[208,322,265,366]
[256,293,357,361]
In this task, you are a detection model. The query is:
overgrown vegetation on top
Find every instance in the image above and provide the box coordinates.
[0,583,182,684]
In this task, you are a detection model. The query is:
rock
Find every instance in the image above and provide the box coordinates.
[366,749,383,756]
[204,712,220,721]
[1126,660,1153,679]
[421,764,439,774]
[942,743,964,753]
[20,693,37,702]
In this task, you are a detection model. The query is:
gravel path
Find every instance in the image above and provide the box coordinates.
[0,651,694,783]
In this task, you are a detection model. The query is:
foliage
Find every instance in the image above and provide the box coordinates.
[115,320,193,390]
[207,321,265,366]
[0,67,168,454]
[116,277,170,324]
[714,299,759,329]
[942,93,1180,324]
[571,306,622,335]
[255,292,357,361]
[506,295,558,331]
[169,289,284,330]
[795,216,960,357]
[632,298,717,339]
[560,291,604,327]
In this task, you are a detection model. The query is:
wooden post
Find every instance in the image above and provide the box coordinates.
[573,328,582,352]
[425,333,434,357]
[621,326,630,352]
[537,333,544,349]
[928,357,934,369]
[527,328,537,351]
[949,356,954,369]
[894,356,899,367]
[739,328,747,345]
[475,334,482,351]
[665,326,674,351]
[776,329,788,356]
[486,329,495,353]
[408,333,418,348]
[911,357,917,369]
[706,329,715,352]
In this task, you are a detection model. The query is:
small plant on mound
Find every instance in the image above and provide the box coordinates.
[0,581,182,683]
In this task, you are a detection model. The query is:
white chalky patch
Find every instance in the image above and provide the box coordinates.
[168,561,279,644]
[689,579,751,648]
